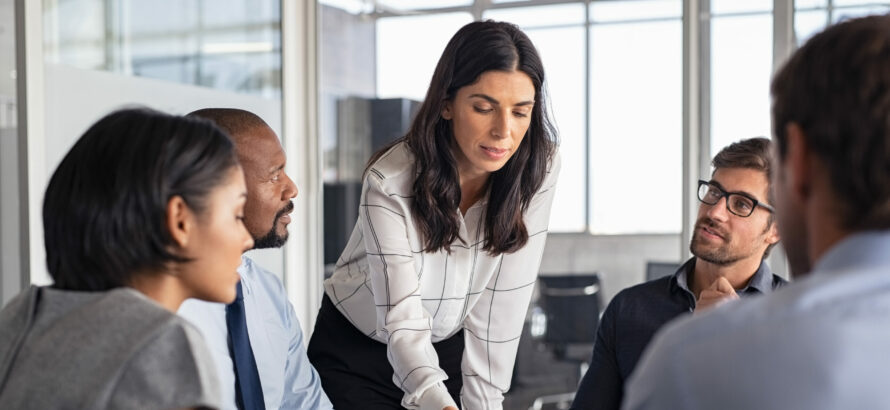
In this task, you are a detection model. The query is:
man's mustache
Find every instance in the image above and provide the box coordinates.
[275,201,294,220]
[696,217,728,239]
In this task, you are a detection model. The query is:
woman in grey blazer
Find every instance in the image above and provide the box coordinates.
[0,108,254,409]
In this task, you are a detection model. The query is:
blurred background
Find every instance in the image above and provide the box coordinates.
[2,1,888,408]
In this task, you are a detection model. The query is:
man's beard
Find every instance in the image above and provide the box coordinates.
[253,201,294,249]
[690,217,740,266]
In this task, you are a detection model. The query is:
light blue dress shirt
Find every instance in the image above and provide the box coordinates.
[623,230,890,410]
[179,256,333,410]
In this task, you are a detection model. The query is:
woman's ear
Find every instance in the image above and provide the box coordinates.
[441,101,453,120]
[166,195,193,248]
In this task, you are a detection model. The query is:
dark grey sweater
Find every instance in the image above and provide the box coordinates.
[0,286,221,409]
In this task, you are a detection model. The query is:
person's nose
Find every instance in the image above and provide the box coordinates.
[241,224,254,252]
[705,196,730,222]
[281,172,298,200]
[491,110,512,140]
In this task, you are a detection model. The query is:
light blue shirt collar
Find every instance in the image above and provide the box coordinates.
[812,230,890,275]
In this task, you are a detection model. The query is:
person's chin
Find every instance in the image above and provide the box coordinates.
[210,284,238,304]
[473,162,505,174]
[222,289,237,304]
[692,242,720,260]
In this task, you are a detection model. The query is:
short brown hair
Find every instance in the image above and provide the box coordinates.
[712,137,774,206]
[712,137,776,257]
[772,14,890,231]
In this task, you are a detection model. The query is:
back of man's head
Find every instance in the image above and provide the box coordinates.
[772,15,890,231]
[187,108,269,141]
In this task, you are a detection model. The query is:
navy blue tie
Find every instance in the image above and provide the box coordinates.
[226,282,266,410]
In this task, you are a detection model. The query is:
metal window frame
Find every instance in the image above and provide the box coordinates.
[4,0,805,307]
[282,0,324,333]
[13,0,48,291]
[330,0,801,258]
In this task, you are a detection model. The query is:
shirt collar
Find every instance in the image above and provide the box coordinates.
[672,257,776,296]
[737,259,775,294]
[812,230,890,275]
[672,258,696,296]
[237,255,253,295]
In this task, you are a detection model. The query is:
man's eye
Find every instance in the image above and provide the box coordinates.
[734,198,753,211]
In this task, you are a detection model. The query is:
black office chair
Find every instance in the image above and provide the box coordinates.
[645,261,680,282]
[529,274,602,410]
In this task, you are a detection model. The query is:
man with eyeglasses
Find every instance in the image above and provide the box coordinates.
[570,137,785,410]
[624,15,890,410]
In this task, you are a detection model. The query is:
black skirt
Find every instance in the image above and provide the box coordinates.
[308,294,464,409]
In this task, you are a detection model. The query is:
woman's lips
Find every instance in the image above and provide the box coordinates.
[481,145,509,160]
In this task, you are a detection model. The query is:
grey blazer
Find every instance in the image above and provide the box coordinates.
[0,286,221,409]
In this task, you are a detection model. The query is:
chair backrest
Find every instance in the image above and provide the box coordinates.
[537,274,601,345]
[646,261,680,282]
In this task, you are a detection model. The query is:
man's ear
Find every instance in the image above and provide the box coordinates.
[166,195,193,248]
[441,101,453,120]
[785,122,812,204]
[766,220,780,245]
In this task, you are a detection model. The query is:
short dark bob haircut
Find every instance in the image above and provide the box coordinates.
[43,107,239,291]
[369,20,558,255]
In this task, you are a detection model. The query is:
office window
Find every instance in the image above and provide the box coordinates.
[485,4,587,232]
[43,0,282,97]
[709,3,773,158]
[591,0,683,21]
[376,13,473,101]
[795,9,829,44]
[377,0,472,10]
[486,1,683,234]
[711,0,772,14]
[336,0,784,235]
[589,0,683,234]
[794,1,890,45]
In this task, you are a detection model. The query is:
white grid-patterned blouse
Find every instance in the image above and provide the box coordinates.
[324,141,560,410]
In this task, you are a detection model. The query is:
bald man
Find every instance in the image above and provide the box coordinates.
[178,108,332,410]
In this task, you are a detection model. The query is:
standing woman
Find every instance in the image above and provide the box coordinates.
[0,108,254,409]
[309,21,560,410]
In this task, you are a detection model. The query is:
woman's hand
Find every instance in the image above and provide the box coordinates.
[444,407,459,410]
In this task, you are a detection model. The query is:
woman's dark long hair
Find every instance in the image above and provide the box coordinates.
[368,20,557,255]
